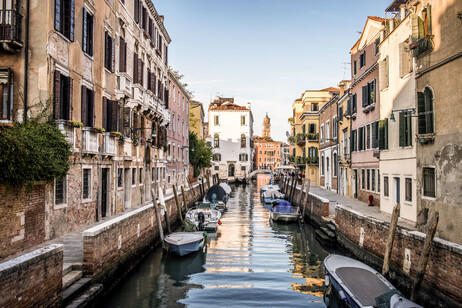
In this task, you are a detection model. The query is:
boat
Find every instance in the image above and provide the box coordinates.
[185,207,222,232]
[261,189,285,204]
[205,184,230,213]
[164,232,205,257]
[270,201,300,223]
[260,184,282,194]
[323,254,423,308]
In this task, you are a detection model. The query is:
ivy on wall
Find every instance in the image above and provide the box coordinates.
[0,120,71,187]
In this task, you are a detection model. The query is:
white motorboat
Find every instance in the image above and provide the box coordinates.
[270,201,300,223]
[185,208,222,232]
[261,189,285,204]
[261,184,281,193]
[164,232,205,257]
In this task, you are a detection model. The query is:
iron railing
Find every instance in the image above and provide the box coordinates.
[0,9,22,46]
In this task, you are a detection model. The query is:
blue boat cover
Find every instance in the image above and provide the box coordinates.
[272,201,294,213]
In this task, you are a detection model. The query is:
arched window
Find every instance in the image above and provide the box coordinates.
[417,87,434,134]
[241,134,246,148]
[214,134,219,148]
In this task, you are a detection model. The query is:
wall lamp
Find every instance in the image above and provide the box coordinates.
[389,108,416,122]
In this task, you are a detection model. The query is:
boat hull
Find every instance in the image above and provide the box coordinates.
[167,239,204,256]
[270,212,300,222]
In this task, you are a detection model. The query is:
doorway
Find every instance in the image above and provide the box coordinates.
[101,168,109,218]
[228,164,235,177]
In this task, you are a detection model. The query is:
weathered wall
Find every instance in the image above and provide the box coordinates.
[0,244,63,308]
[335,205,462,306]
[0,184,46,260]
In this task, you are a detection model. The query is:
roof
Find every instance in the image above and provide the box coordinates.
[209,102,249,111]
[368,16,385,22]
[351,16,385,51]
[320,87,340,92]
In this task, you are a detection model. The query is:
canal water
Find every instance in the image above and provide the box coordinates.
[102,175,339,307]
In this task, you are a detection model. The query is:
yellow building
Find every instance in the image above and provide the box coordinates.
[289,89,336,186]
[189,100,205,140]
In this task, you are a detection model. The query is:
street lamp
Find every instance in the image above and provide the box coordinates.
[389,108,416,122]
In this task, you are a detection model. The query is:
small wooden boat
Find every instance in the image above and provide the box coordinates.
[261,189,285,204]
[323,254,423,308]
[185,208,222,232]
[164,232,205,256]
[270,201,300,223]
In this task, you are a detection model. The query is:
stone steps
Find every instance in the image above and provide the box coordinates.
[64,284,103,308]
[63,277,92,306]
[63,271,83,289]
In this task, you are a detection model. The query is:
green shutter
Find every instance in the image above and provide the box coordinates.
[417,92,426,134]
[406,111,412,146]
[379,120,385,149]
[399,112,405,147]
[385,118,388,149]
[362,86,367,107]
[427,4,432,35]
[347,99,351,115]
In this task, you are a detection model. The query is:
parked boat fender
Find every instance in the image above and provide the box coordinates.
[218,220,222,225]
[324,274,330,287]
[338,290,347,301]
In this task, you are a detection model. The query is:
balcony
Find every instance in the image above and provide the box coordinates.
[410,35,434,58]
[296,134,306,145]
[0,9,23,48]
[56,120,75,150]
[116,73,132,99]
[307,133,319,142]
[133,85,144,103]
[82,128,99,154]
[102,133,116,156]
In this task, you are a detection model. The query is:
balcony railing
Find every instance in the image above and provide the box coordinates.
[102,133,116,156]
[0,9,22,47]
[56,120,75,150]
[82,128,99,153]
[409,35,434,57]
[116,74,131,98]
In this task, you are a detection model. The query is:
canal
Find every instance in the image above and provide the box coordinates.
[102,175,339,307]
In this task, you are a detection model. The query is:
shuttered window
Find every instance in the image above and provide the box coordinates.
[81,86,94,127]
[417,88,434,134]
[378,119,388,150]
[102,98,119,132]
[399,111,412,147]
[379,56,389,90]
[423,167,435,197]
[82,8,93,56]
[372,121,379,148]
[55,0,75,41]
[399,40,412,78]
[119,37,127,72]
[134,0,140,24]
[133,53,138,83]
[352,93,357,114]
[54,71,72,120]
[82,168,91,200]
[104,31,115,72]
[358,127,364,151]
[0,69,13,121]
[359,51,366,68]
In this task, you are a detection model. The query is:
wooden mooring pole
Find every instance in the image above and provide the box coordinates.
[302,179,310,219]
[290,175,298,203]
[173,185,184,227]
[188,178,196,198]
[411,211,439,301]
[382,203,400,276]
[150,188,165,249]
[181,186,188,212]
[298,179,305,207]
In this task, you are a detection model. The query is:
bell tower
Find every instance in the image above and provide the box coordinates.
[262,113,271,138]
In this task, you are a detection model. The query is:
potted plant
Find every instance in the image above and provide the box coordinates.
[140,137,146,146]
[132,135,140,146]
[118,137,125,145]
[110,131,122,138]
[92,126,105,133]
[66,120,84,128]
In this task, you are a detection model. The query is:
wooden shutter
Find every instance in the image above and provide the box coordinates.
[54,70,61,119]
[82,8,87,53]
[88,15,93,56]
[399,42,410,78]
[55,0,61,31]
[81,85,87,126]
[138,59,143,86]
[102,97,107,131]
[69,0,75,41]
[119,37,126,72]
[399,112,405,147]
[133,54,138,83]
[379,57,389,90]
[362,85,367,107]
[411,14,419,42]
[134,0,139,23]
[104,31,108,70]
[417,91,426,134]
[68,77,73,120]
[110,100,118,132]
[346,98,351,115]
[426,4,432,35]
[111,36,115,72]
[151,73,156,94]
[89,90,95,127]
[123,107,130,135]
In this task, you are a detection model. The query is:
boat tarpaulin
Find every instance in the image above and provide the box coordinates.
[206,185,227,203]
[272,201,294,213]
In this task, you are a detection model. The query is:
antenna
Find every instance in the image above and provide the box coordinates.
[341,62,351,80]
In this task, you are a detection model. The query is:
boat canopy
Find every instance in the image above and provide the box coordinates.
[219,182,232,194]
[206,185,227,203]
[272,201,294,213]
[263,189,283,199]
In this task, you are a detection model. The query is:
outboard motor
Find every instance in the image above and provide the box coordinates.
[198,212,205,231]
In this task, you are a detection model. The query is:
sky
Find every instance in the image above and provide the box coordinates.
[154,0,390,142]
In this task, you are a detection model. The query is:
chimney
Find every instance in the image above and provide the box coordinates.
[159,15,164,23]
[400,5,406,21]
[338,80,350,97]
[247,102,251,110]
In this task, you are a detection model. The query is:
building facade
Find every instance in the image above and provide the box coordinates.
[350,16,383,206]
[338,82,352,197]
[0,0,172,254]
[254,137,281,170]
[189,100,205,140]
[207,98,254,181]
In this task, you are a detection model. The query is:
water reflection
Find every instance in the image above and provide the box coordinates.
[102,175,336,307]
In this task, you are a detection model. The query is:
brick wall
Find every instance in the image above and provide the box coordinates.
[335,205,462,304]
[83,185,201,280]
[0,244,63,308]
[0,183,46,260]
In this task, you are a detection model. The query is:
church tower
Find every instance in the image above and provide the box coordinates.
[262,113,271,138]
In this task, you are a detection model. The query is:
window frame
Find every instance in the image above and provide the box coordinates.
[384,176,389,197]
[422,167,436,198]
[82,7,94,56]
[405,177,412,202]
[82,167,92,201]
[0,68,13,122]
[54,174,68,209]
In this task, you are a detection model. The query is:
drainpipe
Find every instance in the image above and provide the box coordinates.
[23,0,30,121]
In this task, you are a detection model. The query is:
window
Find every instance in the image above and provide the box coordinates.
[379,119,389,150]
[214,115,219,125]
[321,156,325,176]
[55,175,67,205]
[351,129,357,153]
[366,124,371,149]
[55,0,75,41]
[384,176,389,197]
[81,86,94,127]
[53,71,72,120]
[214,165,219,170]
[309,123,316,134]
[132,168,136,185]
[104,31,115,72]
[377,170,380,193]
[139,168,143,184]
[362,79,376,107]
[405,178,412,201]
[339,106,343,122]
[320,124,324,143]
[333,117,337,140]
[351,93,357,114]
[311,103,318,111]
[417,87,434,134]
[367,169,370,190]
[119,37,127,72]
[399,39,412,78]
[379,56,389,90]
[375,38,380,56]
[359,51,366,68]
[333,153,337,177]
[372,121,379,148]
[371,169,376,192]
[82,168,91,199]
[214,134,219,148]
[358,127,364,151]
[0,69,13,121]
[361,169,365,189]
[213,153,221,161]
[239,154,248,161]
[82,8,93,56]
[423,167,435,197]
[399,111,412,147]
[118,168,123,187]
[241,115,246,126]
[353,60,357,75]
[241,134,246,148]
[241,166,246,171]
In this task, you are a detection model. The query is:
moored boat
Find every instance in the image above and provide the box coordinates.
[164,232,205,257]
[323,254,423,308]
[261,189,285,204]
[185,208,222,232]
[270,201,300,223]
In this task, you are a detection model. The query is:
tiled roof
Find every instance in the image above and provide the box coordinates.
[320,87,340,92]
[210,102,249,111]
[368,16,385,22]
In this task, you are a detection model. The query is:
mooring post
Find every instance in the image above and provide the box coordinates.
[298,179,305,207]
[181,186,188,212]
[173,185,184,226]
[382,203,401,276]
[411,211,439,301]
[187,178,196,198]
[302,179,311,219]
[151,188,165,249]
[289,177,295,202]
[206,175,211,190]
[291,175,298,203]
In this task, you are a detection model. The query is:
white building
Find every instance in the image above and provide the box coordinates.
[207,99,254,181]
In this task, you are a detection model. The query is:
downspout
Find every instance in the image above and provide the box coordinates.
[23,0,30,121]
